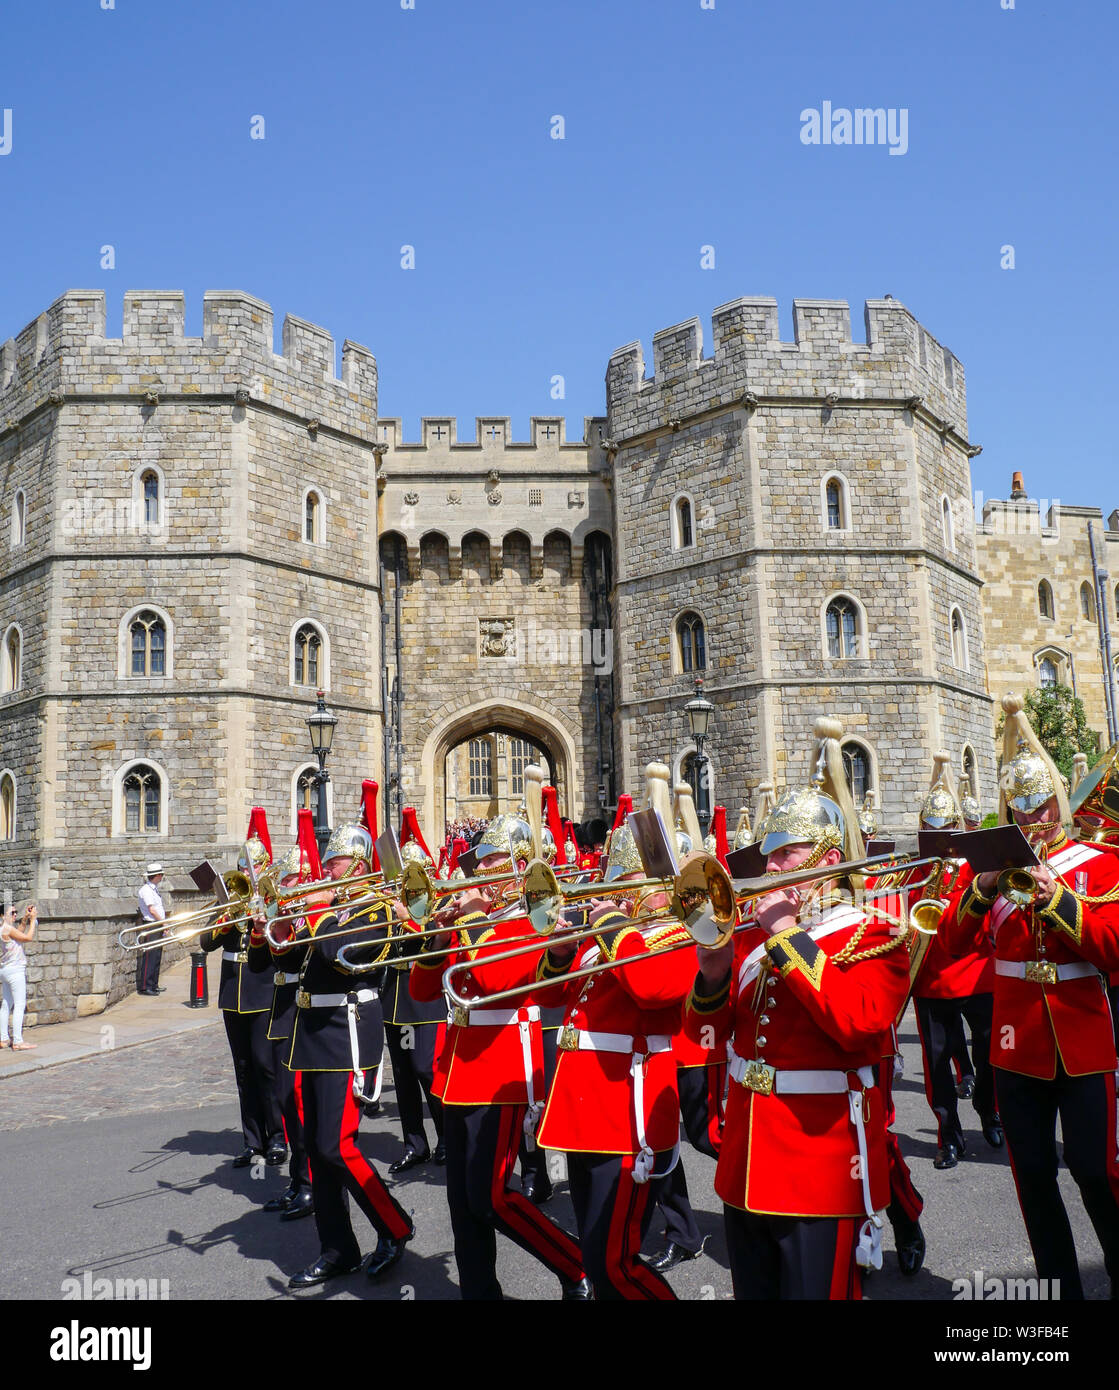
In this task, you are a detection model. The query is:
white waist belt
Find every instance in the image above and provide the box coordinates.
[727,1041,883,1272]
[559,1026,675,1185]
[274,972,300,986]
[558,1028,672,1055]
[298,988,378,1009]
[727,1052,874,1094]
[222,949,247,963]
[448,1004,543,1147]
[994,959,1097,983]
[448,1004,541,1027]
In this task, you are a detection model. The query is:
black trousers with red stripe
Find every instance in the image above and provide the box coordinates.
[914,992,995,1145]
[723,1205,861,1300]
[656,1063,725,1252]
[223,1010,283,1154]
[270,1037,310,1190]
[300,1069,412,1265]
[443,1101,584,1299]
[996,1063,1119,1299]
[384,1021,444,1154]
[568,1151,677,1300]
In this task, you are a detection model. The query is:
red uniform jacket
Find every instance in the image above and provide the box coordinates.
[684,900,910,1217]
[911,863,995,1000]
[939,836,1119,1079]
[529,911,696,1156]
[411,910,548,1107]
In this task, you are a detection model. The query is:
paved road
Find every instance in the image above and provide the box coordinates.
[0,1015,1109,1301]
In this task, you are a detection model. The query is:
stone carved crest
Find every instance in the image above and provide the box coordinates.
[567,490,585,507]
[487,490,503,506]
[403,491,419,506]
[479,617,515,659]
[447,488,462,505]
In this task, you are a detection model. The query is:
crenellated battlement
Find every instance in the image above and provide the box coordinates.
[375,415,605,459]
[606,295,967,441]
[0,290,378,439]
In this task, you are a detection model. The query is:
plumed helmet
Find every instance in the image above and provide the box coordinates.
[919,752,961,830]
[272,844,303,879]
[857,792,881,839]
[604,820,644,881]
[761,786,845,857]
[238,835,271,872]
[732,806,753,852]
[324,821,374,871]
[473,810,534,868]
[759,717,861,863]
[998,693,1069,826]
[401,839,435,870]
[957,776,982,828]
[1001,746,1056,814]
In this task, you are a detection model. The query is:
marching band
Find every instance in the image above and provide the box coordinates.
[118,694,1119,1301]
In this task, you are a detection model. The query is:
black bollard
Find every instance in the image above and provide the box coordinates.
[188,950,209,1008]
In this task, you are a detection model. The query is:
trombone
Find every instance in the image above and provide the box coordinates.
[443,850,956,1012]
[118,868,270,953]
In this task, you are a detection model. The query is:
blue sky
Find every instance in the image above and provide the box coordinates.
[0,0,1114,509]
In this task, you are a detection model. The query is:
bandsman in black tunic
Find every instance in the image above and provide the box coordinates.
[382,806,446,1173]
[279,814,414,1290]
[200,814,284,1170]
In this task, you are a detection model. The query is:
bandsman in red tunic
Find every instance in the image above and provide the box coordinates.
[939,694,1119,1299]
[686,716,911,1299]
[410,810,590,1301]
[909,753,1001,1169]
[527,766,698,1300]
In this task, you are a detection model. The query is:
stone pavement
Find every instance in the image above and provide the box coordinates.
[0,954,220,1080]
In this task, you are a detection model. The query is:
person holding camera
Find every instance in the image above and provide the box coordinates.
[1,902,38,1050]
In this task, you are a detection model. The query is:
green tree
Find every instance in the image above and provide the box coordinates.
[995,685,1099,787]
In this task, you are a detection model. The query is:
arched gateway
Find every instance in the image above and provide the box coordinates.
[418,697,580,847]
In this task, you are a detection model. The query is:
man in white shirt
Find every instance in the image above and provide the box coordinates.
[137,864,167,997]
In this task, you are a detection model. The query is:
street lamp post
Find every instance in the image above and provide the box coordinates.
[684,676,715,841]
[306,689,338,856]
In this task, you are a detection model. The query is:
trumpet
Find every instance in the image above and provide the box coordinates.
[908,858,966,937]
[996,836,1052,910]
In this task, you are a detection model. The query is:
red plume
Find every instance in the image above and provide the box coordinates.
[295,807,323,881]
[246,807,272,862]
[710,804,729,870]
[448,835,469,874]
[543,785,566,867]
[401,805,433,862]
[359,780,381,870]
[610,794,633,835]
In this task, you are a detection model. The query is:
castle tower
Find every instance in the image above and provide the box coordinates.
[604,295,994,829]
[0,290,381,1020]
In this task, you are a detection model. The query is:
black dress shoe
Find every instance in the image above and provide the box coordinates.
[561,1275,593,1300]
[264,1142,288,1167]
[389,1145,430,1175]
[956,1075,975,1100]
[893,1220,926,1276]
[362,1100,381,1118]
[154,986,167,994]
[365,1226,414,1280]
[432,1141,446,1166]
[934,1143,960,1170]
[279,1188,315,1222]
[232,1148,258,1169]
[980,1112,1004,1148]
[521,1172,553,1206]
[288,1253,362,1289]
[647,1237,708,1273]
[264,1185,298,1213]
